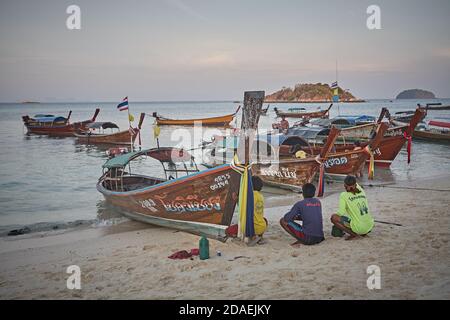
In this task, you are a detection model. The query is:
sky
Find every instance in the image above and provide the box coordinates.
[0,0,449,102]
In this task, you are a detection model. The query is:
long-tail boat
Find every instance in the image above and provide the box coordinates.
[419,103,450,111]
[152,106,240,126]
[22,108,100,136]
[292,108,426,167]
[409,120,450,142]
[75,113,145,146]
[203,123,388,183]
[97,147,242,239]
[202,127,340,192]
[252,127,340,191]
[274,104,333,119]
[320,123,388,178]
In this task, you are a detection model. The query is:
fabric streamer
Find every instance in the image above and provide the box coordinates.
[231,157,255,240]
[364,146,375,180]
[153,123,161,139]
[403,131,412,164]
[316,163,325,197]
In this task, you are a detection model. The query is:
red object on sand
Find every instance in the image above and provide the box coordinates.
[225,224,238,237]
[168,250,192,259]
[168,249,200,259]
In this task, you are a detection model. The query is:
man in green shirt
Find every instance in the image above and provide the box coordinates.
[331,175,374,240]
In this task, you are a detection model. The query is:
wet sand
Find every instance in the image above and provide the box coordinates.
[0,176,449,299]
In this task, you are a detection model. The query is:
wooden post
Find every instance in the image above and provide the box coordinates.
[239,91,265,164]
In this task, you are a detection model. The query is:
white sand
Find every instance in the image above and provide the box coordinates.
[0,177,449,299]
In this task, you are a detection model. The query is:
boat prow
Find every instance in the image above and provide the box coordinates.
[97,147,242,238]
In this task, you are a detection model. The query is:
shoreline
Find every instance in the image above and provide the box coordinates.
[0,175,449,299]
[264,100,366,103]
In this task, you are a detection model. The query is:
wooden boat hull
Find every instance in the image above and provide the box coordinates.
[23,125,78,136]
[310,134,406,168]
[275,110,329,119]
[75,129,138,145]
[97,164,241,226]
[155,113,235,126]
[274,104,333,119]
[421,105,450,110]
[321,150,367,177]
[413,129,450,141]
[22,109,100,137]
[253,158,320,192]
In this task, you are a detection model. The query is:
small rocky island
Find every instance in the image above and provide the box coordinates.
[396,89,436,99]
[265,83,364,103]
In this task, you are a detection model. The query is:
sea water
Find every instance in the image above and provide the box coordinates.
[0,99,449,234]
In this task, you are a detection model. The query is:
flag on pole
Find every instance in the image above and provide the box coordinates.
[128,113,134,122]
[331,82,339,102]
[117,97,129,111]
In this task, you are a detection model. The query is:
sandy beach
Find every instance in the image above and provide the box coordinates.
[0,175,449,300]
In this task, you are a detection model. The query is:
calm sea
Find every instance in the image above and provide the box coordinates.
[0,99,449,234]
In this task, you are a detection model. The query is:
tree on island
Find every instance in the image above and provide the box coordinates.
[265,83,361,102]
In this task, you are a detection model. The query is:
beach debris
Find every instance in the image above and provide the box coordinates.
[168,249,199,260]
[374,220,403,227]
[227,255,251,261]
[7,227,31,236]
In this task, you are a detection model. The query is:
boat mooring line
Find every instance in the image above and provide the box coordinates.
[364,184,450,192]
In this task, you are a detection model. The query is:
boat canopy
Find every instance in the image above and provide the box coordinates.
[34,114,55,118]
[33,116,67,123]
[288,107,306,112]
[258,132,310,147]
[103,147,194,169]
[212,133,310,150]
[331,115,376,126]
[309,115,375,127]
[286,127,330,141]
[87,122,119,130]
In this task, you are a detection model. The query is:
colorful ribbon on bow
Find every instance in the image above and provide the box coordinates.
[364,146,375,180]
[403,131,412,164]
[231,157,255,239]
[315,155,325,197]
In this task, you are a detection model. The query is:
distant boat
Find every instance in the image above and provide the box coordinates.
[74,113,145,146]
[274,104,333,119]
[22,108,100,136]
[152,106,240,126]
[419,103,450,111]
[20,101,40,104]
[412,120,450,142]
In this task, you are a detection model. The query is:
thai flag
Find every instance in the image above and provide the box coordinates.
[331,81,338,89]
[117,97,129,111]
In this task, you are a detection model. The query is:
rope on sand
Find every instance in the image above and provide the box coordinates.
[374,220,403,227]
[362,184,450,193]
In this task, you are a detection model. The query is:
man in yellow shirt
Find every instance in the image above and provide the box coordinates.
[248,176,268,246]
[331,175,374,240]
